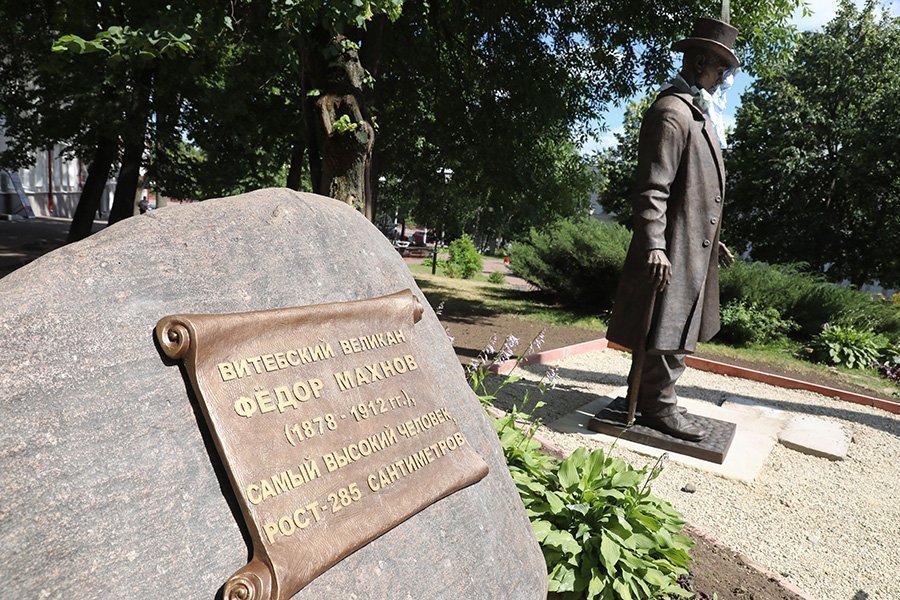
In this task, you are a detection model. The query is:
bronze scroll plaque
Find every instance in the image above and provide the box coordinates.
[155,290,489,600]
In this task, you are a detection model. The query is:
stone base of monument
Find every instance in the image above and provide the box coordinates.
[587,397,737,464]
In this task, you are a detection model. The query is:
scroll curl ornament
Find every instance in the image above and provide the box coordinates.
[223,559,273,600]
[412,294,424,323]
[156,317,193,360]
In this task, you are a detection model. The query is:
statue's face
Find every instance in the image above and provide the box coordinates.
[695,52,730,93]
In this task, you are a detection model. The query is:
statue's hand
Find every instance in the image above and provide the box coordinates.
[718,242,735,267]
[646,249,671,292]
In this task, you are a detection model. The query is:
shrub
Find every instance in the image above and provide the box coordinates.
[469,336,692,600]
[809,324,887,369]
[488,271,506,285]
[509,217,631,308]
[503,427,692,599]
[443,234,483,279]
[718,300,797,346]
[720,261,900,344]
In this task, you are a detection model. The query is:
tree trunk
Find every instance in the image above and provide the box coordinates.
[68,136,117,243]
[286,138,305,191]
[108,69,152,225]
[360,17,388,222]
[301,30,376,214]
[108,136,144,225]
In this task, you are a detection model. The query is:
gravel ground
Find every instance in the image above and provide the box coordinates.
[489,348,900,600]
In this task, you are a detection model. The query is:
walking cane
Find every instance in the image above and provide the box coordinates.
[625,289,658,426]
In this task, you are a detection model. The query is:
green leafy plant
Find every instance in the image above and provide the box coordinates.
[469,333,692,599]
[443,234,483,279]
[488,271,507,285]
[332,114,359,134]
[516,446,692,599]
[718,300,797,346]
[809,324,887,369]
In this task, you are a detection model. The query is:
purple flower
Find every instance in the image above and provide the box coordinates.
[497,335,520,362]
[524,330,546,356]
[545,366,560,389]
[468,334,498,370]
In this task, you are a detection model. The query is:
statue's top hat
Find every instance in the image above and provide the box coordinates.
[672,18,740,69]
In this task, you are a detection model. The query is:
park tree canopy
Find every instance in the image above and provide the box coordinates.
[727,0,900,288]
[374,0,806,242]
[1,0,805,243]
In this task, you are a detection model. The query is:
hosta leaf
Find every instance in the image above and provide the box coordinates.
[545,491,566,514]
[587,568,607,599]
[531,519,552,542]
[611,577,632,600]
[627,533,656,550]
[558,454,579,491]
[545,529,582,557]
[593,488,626,500]
[549,563,577,592]
[585,448,608,484]
[611,470,643,488]
[643,568,669,586]
[600,533,621,572]
[568,503,590,515]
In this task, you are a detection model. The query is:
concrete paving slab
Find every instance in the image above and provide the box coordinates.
[778,415,851,460]
[547,386,786,483]
[721,395,792,422]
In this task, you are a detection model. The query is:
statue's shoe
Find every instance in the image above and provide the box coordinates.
[637,411,707,442]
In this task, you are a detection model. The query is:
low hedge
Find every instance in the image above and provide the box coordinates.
[509,217,631,308]
[509,217,900,345]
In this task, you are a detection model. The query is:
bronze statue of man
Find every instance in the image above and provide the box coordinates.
[606,18,739,441]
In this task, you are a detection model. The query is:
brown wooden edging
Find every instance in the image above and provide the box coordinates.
[490,338,900,415]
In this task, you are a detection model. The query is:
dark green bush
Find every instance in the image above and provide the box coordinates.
[488,271,506,285]
[720,261,900,343]
[718,300,798,346]
[509,217,631,307]
[443,234,483,279]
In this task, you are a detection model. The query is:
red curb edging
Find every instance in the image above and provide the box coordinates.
[488,338,609,375]
[681,355,900,414]
[488,337,900,415]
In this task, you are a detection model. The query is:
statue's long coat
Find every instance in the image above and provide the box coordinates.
[606,89,725,354]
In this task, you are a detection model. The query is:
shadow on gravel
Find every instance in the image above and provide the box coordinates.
[511,363,900,437]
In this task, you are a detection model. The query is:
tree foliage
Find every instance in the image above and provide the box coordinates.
[374,0,805,242]
[595,97,652,224]
[727,0,900,287]
[1,0,805,243]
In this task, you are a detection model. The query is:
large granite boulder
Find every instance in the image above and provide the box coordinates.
[0,189,547,599]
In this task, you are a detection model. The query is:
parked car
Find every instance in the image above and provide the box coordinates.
[410,229,437,247]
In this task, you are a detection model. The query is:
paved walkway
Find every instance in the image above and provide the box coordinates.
[403,254,534,290]
[0,217,106,278]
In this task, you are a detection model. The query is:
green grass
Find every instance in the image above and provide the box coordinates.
[411,265,898,398]
[412,271,608,330]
